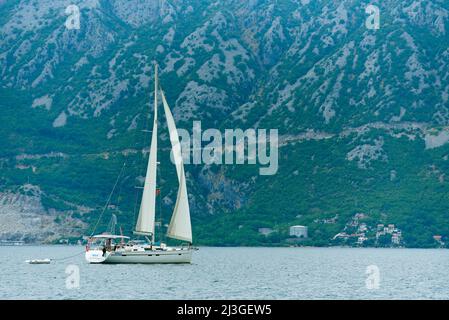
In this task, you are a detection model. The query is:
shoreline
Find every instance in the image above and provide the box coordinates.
[1,244,446,250]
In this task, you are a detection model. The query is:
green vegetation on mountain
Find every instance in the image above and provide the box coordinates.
[1,0,449,247]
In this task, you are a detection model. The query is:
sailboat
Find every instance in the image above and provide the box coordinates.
[85,65,195,264]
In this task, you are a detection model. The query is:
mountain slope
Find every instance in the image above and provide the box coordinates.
[1,0,449,247]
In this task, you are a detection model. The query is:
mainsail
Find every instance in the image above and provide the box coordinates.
[135,65,159,237]
[135,65,192,244]
[161,89,193,243]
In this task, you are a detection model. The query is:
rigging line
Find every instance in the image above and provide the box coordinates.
[132,186,140,230]
[159,186,165,244]
[115,165,129,207]
[157,164,163,243]
[90,161,127,237]
[131,69,157,225]
[132,67,158,226]
[51,250,85,262]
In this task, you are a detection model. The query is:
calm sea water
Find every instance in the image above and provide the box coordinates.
[0,246,448,300]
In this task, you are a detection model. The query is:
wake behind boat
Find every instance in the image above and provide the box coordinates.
[85,65,196,264]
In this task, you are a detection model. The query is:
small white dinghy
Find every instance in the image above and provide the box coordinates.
[26,259,51,264]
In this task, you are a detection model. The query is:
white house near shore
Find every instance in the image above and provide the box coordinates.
[289,225,308,238]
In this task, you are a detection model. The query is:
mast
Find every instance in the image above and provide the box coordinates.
[134,65,159,242]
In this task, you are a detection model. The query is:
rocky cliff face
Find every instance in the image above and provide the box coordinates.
[1,0,449,245]
[0,185,86,242]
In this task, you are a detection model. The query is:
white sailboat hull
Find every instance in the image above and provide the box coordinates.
[85,248,193,264]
